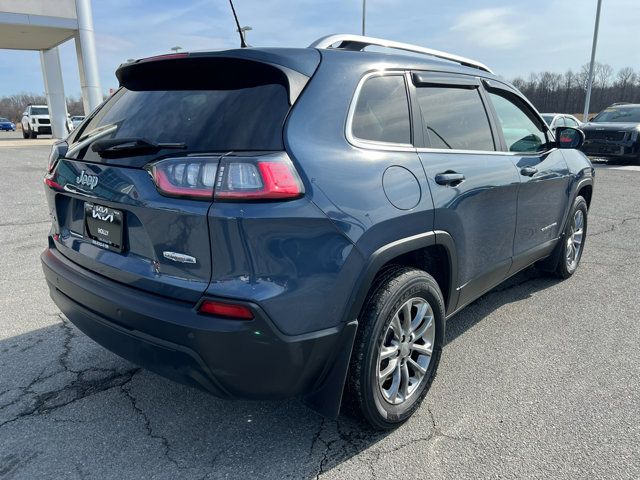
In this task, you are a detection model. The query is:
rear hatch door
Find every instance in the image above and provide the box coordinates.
[46,54,307,302]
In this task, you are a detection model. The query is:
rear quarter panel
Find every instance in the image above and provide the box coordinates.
[280,52,436,330]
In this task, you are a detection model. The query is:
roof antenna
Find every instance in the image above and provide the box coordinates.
[228,0,247,48]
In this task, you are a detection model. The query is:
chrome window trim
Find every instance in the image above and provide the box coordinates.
[345,70,416,153]
[416,146,559,156]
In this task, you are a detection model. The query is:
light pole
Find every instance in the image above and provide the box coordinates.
[237,26,252,45]
[362,0,366,36]
[583,0,603,122]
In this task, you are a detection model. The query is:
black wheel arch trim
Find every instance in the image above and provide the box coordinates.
[344,230,459,326]
[304,230,459,418]
[562,176,594,235]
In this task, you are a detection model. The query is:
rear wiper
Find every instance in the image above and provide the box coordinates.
[91,138,187,157]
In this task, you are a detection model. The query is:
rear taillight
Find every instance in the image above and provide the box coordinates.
[147,153,304,201]
[47,141,68,173]
[148,156,217,199]
[215,153,304,200]
[198,299,254,320]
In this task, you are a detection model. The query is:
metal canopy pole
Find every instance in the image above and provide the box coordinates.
[75,0,102,114]
[583,0,603,122]
[40,47,69,139]
[362,0,366,36]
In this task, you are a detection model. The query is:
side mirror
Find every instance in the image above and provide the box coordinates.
[555,127,584,150]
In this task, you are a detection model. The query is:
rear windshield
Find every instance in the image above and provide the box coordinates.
[71,57,292,160]
[592,107,640,123]
[31,107,48,115]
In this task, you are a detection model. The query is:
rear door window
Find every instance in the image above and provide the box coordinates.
[351,75,411,145]
[414,85,495,151]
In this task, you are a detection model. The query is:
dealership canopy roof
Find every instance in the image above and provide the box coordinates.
[0,0,102,139]
[0,0,79,50]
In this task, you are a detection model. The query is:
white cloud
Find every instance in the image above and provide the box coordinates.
[451,7,523,49]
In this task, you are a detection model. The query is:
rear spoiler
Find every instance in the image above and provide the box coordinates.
[116,49,321,105]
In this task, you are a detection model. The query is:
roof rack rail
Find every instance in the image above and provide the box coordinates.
[309,34,493,74]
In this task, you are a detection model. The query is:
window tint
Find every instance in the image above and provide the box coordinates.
[72,85,289,161]
[352,75,411,144]
[415,86,494,151]
[488,91,547,152]
[592,106,640,123]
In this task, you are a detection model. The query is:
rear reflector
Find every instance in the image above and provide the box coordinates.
[198,300,254,320]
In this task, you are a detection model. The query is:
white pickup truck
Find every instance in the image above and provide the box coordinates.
[21,105,51,138]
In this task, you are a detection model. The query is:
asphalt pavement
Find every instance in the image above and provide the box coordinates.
[1,133,638,479]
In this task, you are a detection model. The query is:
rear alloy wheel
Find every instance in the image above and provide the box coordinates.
[346,267,445,430]
[377,297,436,405]
[554,196,588,278]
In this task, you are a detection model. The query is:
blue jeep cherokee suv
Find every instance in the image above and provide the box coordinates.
[42,34,594,429]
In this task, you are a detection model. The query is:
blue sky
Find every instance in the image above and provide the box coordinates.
[0,0,638,98]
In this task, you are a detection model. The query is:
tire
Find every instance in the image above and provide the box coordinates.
[552,196,588,279]
[29,128,37,139]
[346,267,445,430]
[22,127,28,139]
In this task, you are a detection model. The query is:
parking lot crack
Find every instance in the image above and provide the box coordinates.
[589,215,640,238]
[121,382,182,470]
[0,368,140,430]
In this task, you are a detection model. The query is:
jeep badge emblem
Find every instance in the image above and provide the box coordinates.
[76,170,99,189]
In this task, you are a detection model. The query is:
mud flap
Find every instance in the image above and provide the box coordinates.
[302,320,358,419]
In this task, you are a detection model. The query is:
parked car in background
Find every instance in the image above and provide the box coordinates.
[21,105,51,138]
[41,34,594,430]
[581,103,640,163]
[0,117,16,131]
[71,115,84,130]
[541,113,582,133]
[67,115,85,132]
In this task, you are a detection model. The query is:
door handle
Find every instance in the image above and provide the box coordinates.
[520,166,538,177]
[435,172,465,186]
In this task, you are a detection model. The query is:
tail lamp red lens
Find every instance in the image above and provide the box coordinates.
[47,141,68,173]
[147,153,304,201]
[198,300,254,320]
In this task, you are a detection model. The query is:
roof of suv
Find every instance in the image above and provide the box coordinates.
[126,34,501,84]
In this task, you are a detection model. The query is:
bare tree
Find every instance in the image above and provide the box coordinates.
[511,65,640,114]
[0,93,86,123]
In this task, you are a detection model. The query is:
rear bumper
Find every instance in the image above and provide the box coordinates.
[41,244,346,400]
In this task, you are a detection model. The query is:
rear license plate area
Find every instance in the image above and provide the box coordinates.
[84,203,124,252]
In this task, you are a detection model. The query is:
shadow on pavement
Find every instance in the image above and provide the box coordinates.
[0,266,559,479]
